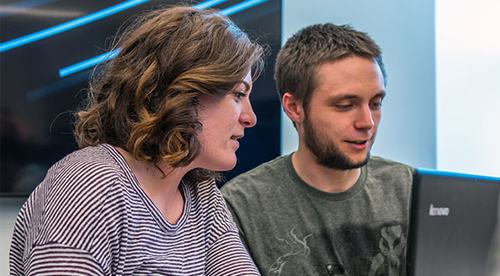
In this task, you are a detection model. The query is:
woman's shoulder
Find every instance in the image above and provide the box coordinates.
[186,178,223,209]
[16,145,136,250]
[186,179,234,227]
[46,144,127,186]
[32,145,129,226]
[53,144,121,171]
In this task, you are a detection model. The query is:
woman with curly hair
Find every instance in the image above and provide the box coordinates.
[10,6,264,275]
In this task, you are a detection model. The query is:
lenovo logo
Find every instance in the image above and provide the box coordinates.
[429,204,450,216]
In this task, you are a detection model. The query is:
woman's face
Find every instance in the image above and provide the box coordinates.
[194,71,257,171]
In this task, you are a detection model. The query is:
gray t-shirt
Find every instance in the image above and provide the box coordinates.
[221,154,414,276]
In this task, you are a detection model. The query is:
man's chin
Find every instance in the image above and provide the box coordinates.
[348,157,369,170]
[318,152,370,170]
[350,152,371,168]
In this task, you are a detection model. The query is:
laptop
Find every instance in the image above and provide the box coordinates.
[407,169,500,276]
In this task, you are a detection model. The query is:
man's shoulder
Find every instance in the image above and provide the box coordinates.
[221,154,290,194]
[368,156,415,172]
[366,156,415,185]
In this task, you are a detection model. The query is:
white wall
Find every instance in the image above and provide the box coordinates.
[436,0,500,177]
[0,198,25,273]
[281,0,437,170]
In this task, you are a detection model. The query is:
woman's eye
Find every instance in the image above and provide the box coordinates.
[234,92,246,101]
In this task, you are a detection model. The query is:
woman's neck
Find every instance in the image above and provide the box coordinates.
[115,147,188,224]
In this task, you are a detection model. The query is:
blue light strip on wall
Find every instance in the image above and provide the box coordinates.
[59,49,120,77]
[220,0,269,15]
[0,0,151,53]
[193,0,229,9]
[57,0,270,77]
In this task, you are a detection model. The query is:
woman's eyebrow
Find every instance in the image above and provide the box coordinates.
[237,81,251,92]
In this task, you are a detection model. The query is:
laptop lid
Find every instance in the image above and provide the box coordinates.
[407,169,500,276]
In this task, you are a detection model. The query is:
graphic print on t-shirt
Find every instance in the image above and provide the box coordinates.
[368,225,406,276]
[267,223,406,276]
[268,225,313,275]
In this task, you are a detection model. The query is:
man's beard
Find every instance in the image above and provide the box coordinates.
[303,114,371,170]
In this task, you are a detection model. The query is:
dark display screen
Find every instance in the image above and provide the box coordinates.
[0,0,281,195]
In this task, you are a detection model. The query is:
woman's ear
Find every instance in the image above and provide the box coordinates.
[282,92,304,125]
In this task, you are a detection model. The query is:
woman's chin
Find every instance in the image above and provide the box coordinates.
[204,158,237,172]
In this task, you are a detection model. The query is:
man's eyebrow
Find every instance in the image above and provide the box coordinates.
[327,91,386,102]
[327,94,360,102]
[374,91,386,99]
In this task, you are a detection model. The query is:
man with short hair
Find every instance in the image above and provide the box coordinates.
[221,23,414,276]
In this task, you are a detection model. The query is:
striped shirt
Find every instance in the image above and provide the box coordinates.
[10,144,260,275]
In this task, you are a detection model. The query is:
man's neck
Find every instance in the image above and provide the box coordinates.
[291,148,362,193]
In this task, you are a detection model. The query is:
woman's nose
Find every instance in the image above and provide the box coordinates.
[241,100,257,128]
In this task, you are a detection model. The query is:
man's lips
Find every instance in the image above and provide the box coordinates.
[345,139,371,149]
[346,140,369,145]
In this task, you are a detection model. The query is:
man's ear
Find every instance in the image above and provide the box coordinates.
[282,92,304,125]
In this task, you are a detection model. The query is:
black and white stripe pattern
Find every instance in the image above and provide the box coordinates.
[10,144,260,275]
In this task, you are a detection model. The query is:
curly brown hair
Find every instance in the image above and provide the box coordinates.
[74,6,265,182]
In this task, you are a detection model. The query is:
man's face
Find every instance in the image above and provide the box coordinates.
[300,56,385,170]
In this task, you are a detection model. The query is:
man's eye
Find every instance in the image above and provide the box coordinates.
[370,101,383,109]
[335,105,353,110]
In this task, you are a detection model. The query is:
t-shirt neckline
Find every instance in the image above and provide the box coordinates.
[102,143,191,234]
[284,153,367,201]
